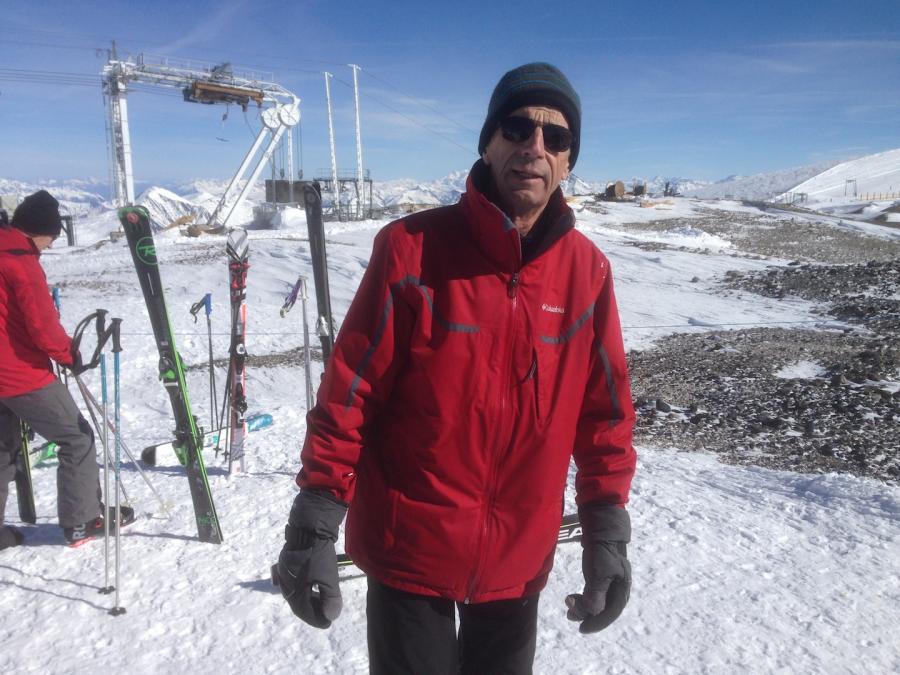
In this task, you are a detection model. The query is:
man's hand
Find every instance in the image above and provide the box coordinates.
[566,540,631,633]
[66,349,88,376]
[565,503,632,634]
[272,490,348,629]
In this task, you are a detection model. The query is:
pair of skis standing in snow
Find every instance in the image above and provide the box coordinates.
[114,182,332,545]
[116,207,251,545]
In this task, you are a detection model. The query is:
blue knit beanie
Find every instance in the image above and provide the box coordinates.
[478,62,581,168]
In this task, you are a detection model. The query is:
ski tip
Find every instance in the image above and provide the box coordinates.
[117,205,149,222]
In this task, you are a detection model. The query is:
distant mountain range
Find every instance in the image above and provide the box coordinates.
[3,148,896,229]
[682,159,845,201]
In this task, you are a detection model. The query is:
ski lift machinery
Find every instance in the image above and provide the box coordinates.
[102,52,300,231]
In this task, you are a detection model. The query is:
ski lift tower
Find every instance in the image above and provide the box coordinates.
[102,50,300,231]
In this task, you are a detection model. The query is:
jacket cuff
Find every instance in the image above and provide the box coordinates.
[578,501,631,543]
[289,489,348,541]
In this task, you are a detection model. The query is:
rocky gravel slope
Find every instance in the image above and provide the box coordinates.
[628,205,899,483]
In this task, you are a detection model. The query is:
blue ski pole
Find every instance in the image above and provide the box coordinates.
[110,319,125,616]
[99,353,112,595]
[190,293,218,433]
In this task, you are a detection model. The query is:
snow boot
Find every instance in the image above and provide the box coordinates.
[0,525,25,550]
[63,505,136,547]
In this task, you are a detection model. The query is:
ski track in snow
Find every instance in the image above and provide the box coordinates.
[2,206,899,674]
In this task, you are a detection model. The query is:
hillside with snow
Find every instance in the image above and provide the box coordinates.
[778,147,900,206]
[684,159,845,201]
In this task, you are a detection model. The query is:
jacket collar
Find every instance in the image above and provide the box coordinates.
[459,160,574,272]
[0,226,40,257]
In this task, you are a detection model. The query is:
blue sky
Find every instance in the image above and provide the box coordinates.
[1,0,898,185]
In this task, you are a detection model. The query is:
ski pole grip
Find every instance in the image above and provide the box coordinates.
[70,309,107,370]
[110,318,123,354]
[95,309,108,344]
[189,295,210,323]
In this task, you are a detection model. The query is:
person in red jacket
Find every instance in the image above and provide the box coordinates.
[0,190,133,550]
[275,63,637,673]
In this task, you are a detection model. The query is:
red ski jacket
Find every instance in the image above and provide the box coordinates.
[299,163,636,603]
[0,227,72,398]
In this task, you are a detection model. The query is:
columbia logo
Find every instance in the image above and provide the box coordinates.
[541,303,565,314]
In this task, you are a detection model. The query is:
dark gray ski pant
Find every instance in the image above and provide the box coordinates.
[0,380,101,528]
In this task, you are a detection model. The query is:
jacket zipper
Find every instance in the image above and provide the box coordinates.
[465,271,520,603]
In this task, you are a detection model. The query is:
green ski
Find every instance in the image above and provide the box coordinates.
[119,206,222,544]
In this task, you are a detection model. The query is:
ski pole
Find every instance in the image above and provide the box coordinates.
[281,276,315,412]
[100,354,112,595]
[110,321,125,616]
[279,276,302,318]
[214,365,232,459]
[74,373,131,508]
[73,375,171,516]
[190,293,218,432]
[299,278,314,412]
[51,287,68,387]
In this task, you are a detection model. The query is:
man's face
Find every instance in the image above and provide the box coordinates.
[30,234,57,251]
[481,105,572,226]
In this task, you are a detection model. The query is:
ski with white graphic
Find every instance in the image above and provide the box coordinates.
[224,228,249,474]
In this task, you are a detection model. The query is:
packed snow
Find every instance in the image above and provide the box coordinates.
[2,158,899,674]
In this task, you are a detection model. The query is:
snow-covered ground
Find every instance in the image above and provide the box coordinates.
[2,193,898,674]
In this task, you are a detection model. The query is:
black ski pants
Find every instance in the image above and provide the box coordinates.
[366,579,540,675]
[0,380,101,528]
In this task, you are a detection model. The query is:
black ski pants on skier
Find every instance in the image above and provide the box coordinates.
[366,579,540,675]
[0,380,101,528]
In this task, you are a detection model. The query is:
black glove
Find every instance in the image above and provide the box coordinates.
[565,502,632,634]
[272,489,348,628]
[66,349,88,376]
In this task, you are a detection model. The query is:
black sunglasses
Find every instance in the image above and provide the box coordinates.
[499,116,573,153]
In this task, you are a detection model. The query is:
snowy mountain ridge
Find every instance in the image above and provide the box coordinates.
[3,147,897,226]
[683,159,846,200]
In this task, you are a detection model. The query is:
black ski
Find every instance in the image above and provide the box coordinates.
[556,511,582,543]
[334,513,582,569]
[300,182,335,363]
[119,206,222,544]
[14,422,37,524]
[224,229,249,474]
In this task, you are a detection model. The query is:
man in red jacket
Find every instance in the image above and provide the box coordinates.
[275,63,637,673]
[0,190,132,550]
